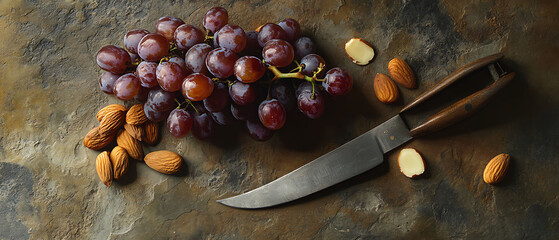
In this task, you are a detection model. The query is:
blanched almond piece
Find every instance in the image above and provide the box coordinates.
[398,148,425,178]
[345,38,375,65]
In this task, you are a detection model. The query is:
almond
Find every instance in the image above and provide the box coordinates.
[483,153,510,184]
[116,129,144,160]
[96,151,113,186]
[398,148,425,178]
[345,38,375,65]
[110,146,129,180]
[126,104,148,125]
[388,58,416,89]
[143,121,159,145]
[97,104,127,122]
[84,127,115,150]
[144,150,183,174]
[374,73,399,103]
[99,110,126,136]
[124,123,144,141]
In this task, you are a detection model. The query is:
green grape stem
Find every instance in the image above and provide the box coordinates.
[267,65,325,82]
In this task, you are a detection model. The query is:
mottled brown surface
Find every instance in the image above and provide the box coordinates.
[1,0,558,239]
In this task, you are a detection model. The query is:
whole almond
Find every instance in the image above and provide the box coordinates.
[96,151,113,186]
[124,123,144,141]
[483,153,510,184]
[144,150,183,174]
[84,127,115,150]
[374,73,399,104]
[110,146,129,180]
[116,130,144,160]
[143,121,159,145]
[99,110,126,136]
[97,104,127,122]
[126,104,148,125]
[388,58,416,89]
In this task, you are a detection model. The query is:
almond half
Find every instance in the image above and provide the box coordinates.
[398,148,425,178]
[345,38,375,65]
[374,73,399,104]
[483,153,510,184]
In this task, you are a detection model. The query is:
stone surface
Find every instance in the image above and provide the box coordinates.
[1,0,558,239]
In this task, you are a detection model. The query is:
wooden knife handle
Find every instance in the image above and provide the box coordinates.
[409,72,515,137]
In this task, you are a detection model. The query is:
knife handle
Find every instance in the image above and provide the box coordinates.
[409,72,515,137]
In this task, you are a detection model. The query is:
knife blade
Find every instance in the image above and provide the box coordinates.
[217,115,412,209]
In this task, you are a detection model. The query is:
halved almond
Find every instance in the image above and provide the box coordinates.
[397,148,425,178]
[345,38,375,65]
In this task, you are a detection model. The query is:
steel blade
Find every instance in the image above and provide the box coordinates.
[217,115,412,209]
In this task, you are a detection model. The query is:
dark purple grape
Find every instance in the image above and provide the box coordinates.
[300,54,326,78]
[138,33,169,62]
[294,37,316,60]
[124,29,149,54]
[257,23,287,47]
[258,99,286,130]
[270,80,296,112]
[168,57,188,72]
[209,107,235,125]
[206,47,238,79]
[246,119,274,141]
[231,103,257,121]
[203,7,228,34]
[181,73,214,101]
[99,71,121,94]
[203,82,229,112]
[216,24,247,53]
[234,56,266,83]
[147,86,178,111]
[156,62,186,92]
[113,73,141,100]
[323,67,353,96]
[191,113,215,140]
[167,108,193,138]
[262,39,294,68]
[136,61,158,88]
[297,83,325,119]
[184,43,213,75]
[242,30,261,56]
[278,18,300,43]
[134,86,149,102]
[96,45,131,74]
[155,16,185,42]
[144,102,171,123]
[174,24,204,52]
[229,81,256,106]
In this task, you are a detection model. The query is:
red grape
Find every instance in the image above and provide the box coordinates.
[206,47,238,79]
[134,86,149,102]
[246,118,274,141]
[278,18,300,43]
[294,37,316,60]
[157,62,187,92]
[297,83,325,119]
[257,23,286,47]
[167,108,193,138]
[155,16,185,42]
[138,33,169,62]
[203,82,229,112]
[258,99,286,130]
[262,39,294,67]
[300,54,326,78]
[231,103,257,121]
[209,107,235,125]
[182,73,215,101]
[96,45,131,74]
[124,29,149,54]
[270,80,296,112]
[113,73,141,100]
[174,24,204,52]
[184,43,213,75]
[168,57,187,72]
[234,56,266,83]
[147,86,178,111]
[216,24,247,53]
[323,67,353,96]
[203,7,228,34]
[229,81,256,106]
[144,103,171,123]
[136,61,158,88]
[192,113,215,140]
[99,71,121,94]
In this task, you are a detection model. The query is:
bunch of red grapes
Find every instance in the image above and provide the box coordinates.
[96,7,353,141]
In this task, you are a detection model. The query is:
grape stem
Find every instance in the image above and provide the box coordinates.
[267,66,325,82]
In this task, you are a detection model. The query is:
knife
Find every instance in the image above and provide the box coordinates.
[218,53,515,209]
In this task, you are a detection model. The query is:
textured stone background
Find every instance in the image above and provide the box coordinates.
[1,0,558,239]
